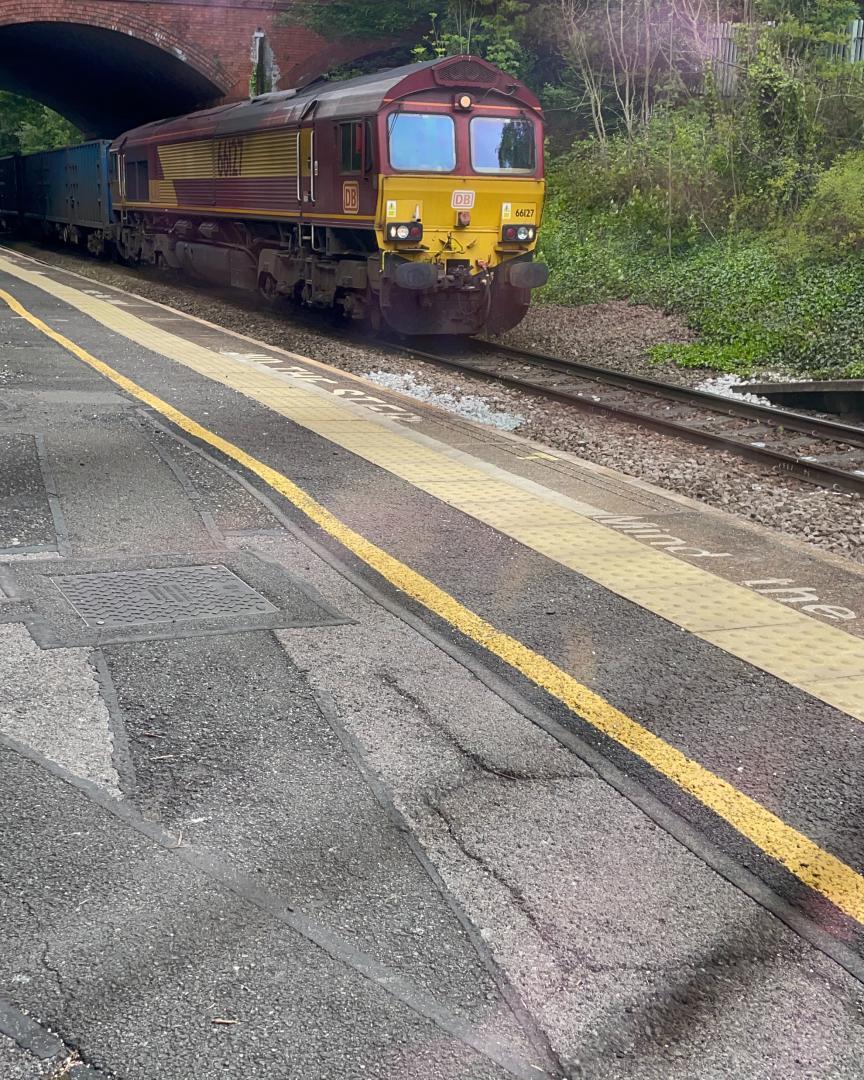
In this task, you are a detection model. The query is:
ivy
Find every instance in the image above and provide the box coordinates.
[283,0,431,39]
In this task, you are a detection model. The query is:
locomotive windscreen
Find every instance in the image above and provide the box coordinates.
[388,114,456,172]
[470,118,536,174]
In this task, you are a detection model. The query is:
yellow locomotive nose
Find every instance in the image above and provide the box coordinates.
[375,174,546,335]
[378,177,545,274]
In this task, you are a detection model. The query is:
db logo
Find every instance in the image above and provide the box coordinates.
[343,181,360,214]
[451,190,475,210]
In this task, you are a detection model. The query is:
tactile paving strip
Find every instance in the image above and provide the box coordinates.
[51,565,278,628]
[4,253,863,719]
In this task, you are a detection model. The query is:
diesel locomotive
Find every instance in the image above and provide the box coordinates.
[0,55,548,336]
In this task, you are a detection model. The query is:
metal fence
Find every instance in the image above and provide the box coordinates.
[828,18,864,63]
[709,21,740,98]
[710,19,864,97]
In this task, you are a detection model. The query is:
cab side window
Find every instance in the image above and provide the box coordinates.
[340,122,363,173]
[109,153,122,197]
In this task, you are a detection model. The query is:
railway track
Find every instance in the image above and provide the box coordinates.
[9,240,864,495]
[389,338,864,495]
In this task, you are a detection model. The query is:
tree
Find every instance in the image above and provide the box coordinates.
[286,0,543,78]
[557,0,722,142]
[0,93,81,156]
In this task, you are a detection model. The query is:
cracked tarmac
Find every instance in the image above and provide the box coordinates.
[2,262,864,1078]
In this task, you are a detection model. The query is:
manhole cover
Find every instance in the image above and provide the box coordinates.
[51,564,277,628]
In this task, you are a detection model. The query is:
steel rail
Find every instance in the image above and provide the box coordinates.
[386,339,864,495]
[473,340,864,446]
[10,238,864,492]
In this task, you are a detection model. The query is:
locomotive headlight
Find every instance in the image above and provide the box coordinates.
[501,224,536,244]
[387,222,423,243]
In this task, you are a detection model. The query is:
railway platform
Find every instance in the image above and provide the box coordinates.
[1,246,864,1079]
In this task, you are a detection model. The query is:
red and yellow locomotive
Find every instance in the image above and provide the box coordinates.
[110,55,548,335]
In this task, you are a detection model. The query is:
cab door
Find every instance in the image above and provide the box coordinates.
[298,126,315,216]
[336,119,376,220]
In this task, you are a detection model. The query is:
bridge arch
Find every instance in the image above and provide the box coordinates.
[0,4,231,136]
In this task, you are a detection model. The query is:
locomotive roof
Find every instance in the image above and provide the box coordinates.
[113,56,540,148]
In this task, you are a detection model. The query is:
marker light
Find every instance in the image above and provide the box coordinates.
[455,93,473,111]
[501,224,535,244]
[387,222,424,243]
[456,210,471,227]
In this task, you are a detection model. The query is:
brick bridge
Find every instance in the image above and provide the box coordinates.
[0,0,378,136]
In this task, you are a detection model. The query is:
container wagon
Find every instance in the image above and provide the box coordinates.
[19,140,113,252]
[0,154,20,231]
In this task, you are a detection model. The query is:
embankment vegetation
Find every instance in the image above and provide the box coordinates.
[295,0,864,376]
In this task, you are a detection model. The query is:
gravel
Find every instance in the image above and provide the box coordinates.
[10,243,864,565]
[491,300,707,385]
[695,374,774,407]
[364,370,525,430]
[523,401,864,561]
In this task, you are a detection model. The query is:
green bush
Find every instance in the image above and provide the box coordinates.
[550,108,739,248]
[540,197,864,378]
[538,62,864,381]
[793,150,864,254]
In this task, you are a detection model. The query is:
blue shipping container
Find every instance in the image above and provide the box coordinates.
[21,141,113,230]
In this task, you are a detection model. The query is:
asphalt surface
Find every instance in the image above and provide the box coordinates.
[2,259,864,1078]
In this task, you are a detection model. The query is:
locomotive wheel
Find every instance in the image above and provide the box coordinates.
[364,289,383,336]
[258,273,280,306]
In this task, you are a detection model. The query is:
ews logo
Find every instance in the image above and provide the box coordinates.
[216,138,243,178]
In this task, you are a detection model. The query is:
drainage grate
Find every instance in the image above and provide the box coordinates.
[51,564,278,629]
[5,552,350,648]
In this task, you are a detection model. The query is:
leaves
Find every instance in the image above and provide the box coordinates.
[0,92,80,156]
[285,0,542,77]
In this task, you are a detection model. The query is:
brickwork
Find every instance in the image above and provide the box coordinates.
[0,0,367,103]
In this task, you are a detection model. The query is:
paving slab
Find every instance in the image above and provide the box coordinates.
[0,624,119,793]
[0,434,55,554]
[0,747,533,1080]
[0,1033,50,1080]
[2,249,864,1077]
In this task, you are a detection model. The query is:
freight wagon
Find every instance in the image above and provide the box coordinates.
[0,140,113,251]
[0,153,18,231]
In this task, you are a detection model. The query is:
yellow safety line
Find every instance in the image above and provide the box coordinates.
[4,283,864,925]
[6,250,861,719]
